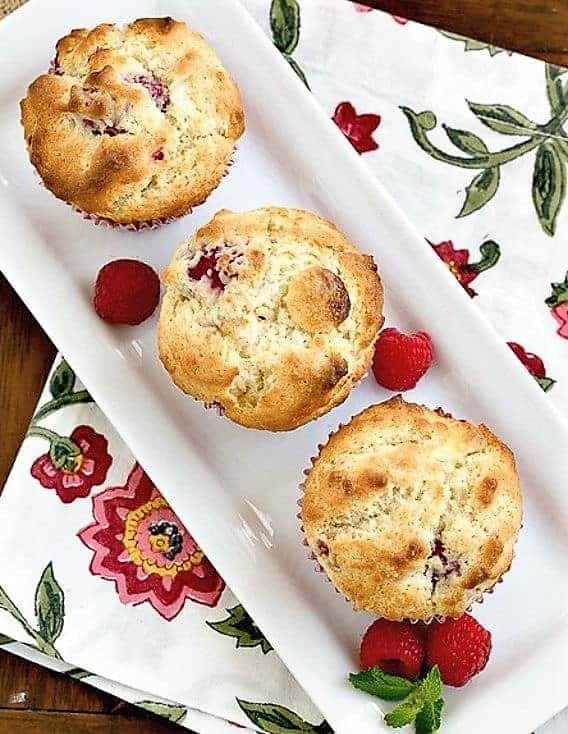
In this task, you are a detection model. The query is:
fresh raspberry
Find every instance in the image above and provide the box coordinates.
[425,614,492,687]
[188,254,225,291]
[372,328,434,391]
[360,619,425,679]
[94,259,160,325]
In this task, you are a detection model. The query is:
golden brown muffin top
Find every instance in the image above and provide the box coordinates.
[21,18,244,223]
[302,396,523,620]
[158,207,384,431]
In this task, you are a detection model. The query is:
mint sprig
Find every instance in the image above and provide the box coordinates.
[349,665,445,734]
[349,668,416,701]
[415,699,444,734]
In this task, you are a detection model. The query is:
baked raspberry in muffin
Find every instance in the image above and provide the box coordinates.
[301,396,522,620]
[20,18,244,228]
[158,207,384,431]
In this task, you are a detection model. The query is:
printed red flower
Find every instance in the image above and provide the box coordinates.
[332,102,381,154]
[79,464,225,620]
[545,271,568,339]
[428,239,500,297]
[508,342,555,392]
[30,425,112,503]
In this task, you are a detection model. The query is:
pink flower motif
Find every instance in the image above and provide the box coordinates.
[552,302,568,338]
[332,101,381,154]
[31,425,112,504]
[353,4,409,23]
[78,464,225,620]
[546,272,568,339]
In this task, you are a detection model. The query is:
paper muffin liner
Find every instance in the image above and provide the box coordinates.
[72,208,180,231]
[72,148,239,230]
[298,419,508,625]
[203,400,226,417]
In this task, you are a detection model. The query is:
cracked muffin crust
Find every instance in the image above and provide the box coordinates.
[301,396,522,620]
[20,18,244,225]
[158,207,384,431]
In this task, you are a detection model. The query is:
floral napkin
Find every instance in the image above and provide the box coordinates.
[2,1,568,733]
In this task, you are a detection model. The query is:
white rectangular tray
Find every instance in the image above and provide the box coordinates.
[1,1,568,732]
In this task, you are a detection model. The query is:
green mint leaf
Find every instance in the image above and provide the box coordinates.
[385,696,424,728]
[270,0,300,55]
[532,141,566,236]
[207,604,273,654]
[458,167,500,218]
[443,125,489,155]
[418,666,443,704]
[237,700,330,733]
[384,667,443,731]
[34,563,64,645]
[415,698,444,734]
[467,101,537,136]
[349,667,416,701]
[49,359,75,399]
[136,701,187,723]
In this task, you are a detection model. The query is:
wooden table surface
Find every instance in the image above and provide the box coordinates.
[1,0,567,731]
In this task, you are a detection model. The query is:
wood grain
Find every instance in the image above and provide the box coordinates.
[0,0,566,731]
[0,652,184,732]
[0,273,55,489]
[368,0,568,65]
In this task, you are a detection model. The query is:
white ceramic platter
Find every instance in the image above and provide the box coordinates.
[1,1,568,732]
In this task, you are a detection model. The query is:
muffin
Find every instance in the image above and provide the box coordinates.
[158,207,384,431]
[301,396,522,620]
[20,18,244,228]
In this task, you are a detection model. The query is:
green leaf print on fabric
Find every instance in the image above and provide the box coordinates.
[401,63,568,235]
[237,700,332,733]
[458,167,500,217]
[0,563,64,659]
[269,0,310,89]
[467,101,538,136]
[136,701,188,723]
[31,357,92,424]
[35,562,65,645]
[49,358,76,399]
[0,633,13,645]
[207,604,273,654]
[546,65,568,114]
[286,56,310,90]
[532,142,566,236]
[443,126,488,155]
[65,667,92,680]
[536,376,556,392]
[439,31,512,57]
[270,0,300,54]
